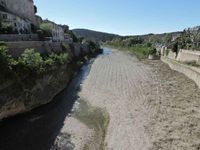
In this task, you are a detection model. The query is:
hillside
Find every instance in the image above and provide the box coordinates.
[72,29,120,42]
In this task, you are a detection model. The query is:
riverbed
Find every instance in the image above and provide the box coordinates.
[1,48,200,150]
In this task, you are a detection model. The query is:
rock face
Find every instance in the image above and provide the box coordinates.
[0,65,73,120]
[0,43,102,120]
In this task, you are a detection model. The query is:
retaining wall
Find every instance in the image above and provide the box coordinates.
[177,49,200,65]
[6,41,64,57]
[161,56,200,88]
[167,51,177,60]
[0,34,39,42]
[5,41,93,59]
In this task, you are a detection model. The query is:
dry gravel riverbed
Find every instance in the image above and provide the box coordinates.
[54,48,200,150]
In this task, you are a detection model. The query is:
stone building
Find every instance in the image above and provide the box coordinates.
[0,0,36,25]
[0,0,37,34]
[0,10,32,33]
[52,24,64,42]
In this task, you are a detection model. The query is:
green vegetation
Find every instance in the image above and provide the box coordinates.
[69,31,78,42]
[62,43,70,50]
[149,48,157,55]
[83,39,101,53]
[172,42,178,53]
[0,22,14,34]
[106,37,156,59]
[39,22,53,37]
[74,100,110,150]
[174,27,200,50]
[72,29,120,42]
[0,46,70,74]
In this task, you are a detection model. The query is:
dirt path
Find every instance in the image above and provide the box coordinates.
[57,48,200,150]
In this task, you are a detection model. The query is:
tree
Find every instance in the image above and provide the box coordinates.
[39,22,53,37]
[172,42,178,53]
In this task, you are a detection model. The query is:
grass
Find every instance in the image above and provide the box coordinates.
[105,44,150,60]
[74,100,110,150]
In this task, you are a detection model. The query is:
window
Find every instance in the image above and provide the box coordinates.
[2,14,7,19]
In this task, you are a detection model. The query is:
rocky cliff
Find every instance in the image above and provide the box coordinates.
[0,42,102,120]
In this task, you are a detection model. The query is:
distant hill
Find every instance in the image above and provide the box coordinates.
[72,29,120,42]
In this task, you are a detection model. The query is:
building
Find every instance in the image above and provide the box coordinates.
[0,10,32,33]
[52,24,64,42]
[0,0,36,25]
[41,20,65,42]
[0,0,37,34]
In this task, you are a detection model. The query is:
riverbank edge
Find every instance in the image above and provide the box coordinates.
[161,56,200,88]
[0,50,103,121]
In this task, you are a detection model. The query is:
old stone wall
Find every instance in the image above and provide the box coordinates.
[0,10,32,34]
[5,41,92,60]
[6,41,65,57]
[0,34,39,42]
[73,43,82,57]
[0,0,36,25]
[177,49,200,65]
[167,51,177,60]
[161,57,200,88]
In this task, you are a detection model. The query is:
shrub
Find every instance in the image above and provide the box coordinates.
[1,47,70,74]
[39,22,53,37]
[62,43,70,50]
[49,53,69,65]
[172,42,178,53]
[149,48,157,55]
[18,49,45,72]
[0,22,13,34]
[0,45,16,67]
[0,42,7,46]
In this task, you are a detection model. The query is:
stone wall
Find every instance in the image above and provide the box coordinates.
[177,49,200,65]
[0,0,36,25]
[5,41,91,60]
[161,57,200,88]
[6,41,66,57]
[73,43,82,57]
[167,51,177,60]
[0,10,32,34]
[0,34,39,42]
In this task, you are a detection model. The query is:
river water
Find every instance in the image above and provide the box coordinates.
[0,49,112,150]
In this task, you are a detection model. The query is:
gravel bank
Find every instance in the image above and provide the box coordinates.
[58,48,200,150]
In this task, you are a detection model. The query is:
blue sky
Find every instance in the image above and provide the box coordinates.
[34,0,200,36]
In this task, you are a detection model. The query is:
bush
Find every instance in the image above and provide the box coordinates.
[149,48,157,55]
[18,49,45,72]
[49,53,69,65]
[0,22,13,34]
[172,42,178,53]
[62,43,70,50]
[0,42,7,46]
[1,47,70,74]
[0,45,16,67]
[39,22,53,37]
